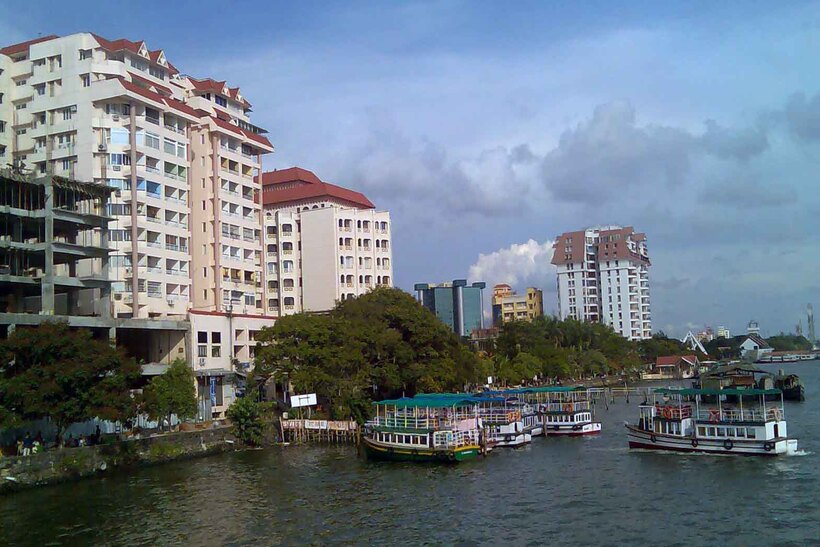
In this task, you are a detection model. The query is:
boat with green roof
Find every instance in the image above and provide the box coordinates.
[362,395,483,462]
[626,387,799,456]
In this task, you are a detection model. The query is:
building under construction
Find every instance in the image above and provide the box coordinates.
[0,169,188,363]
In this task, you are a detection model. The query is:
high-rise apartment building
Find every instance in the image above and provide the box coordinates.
[0,33,273,319]
[551,225,651,340]
[259,167,392,315]
[491,284,544,325]
[414,280,486,337]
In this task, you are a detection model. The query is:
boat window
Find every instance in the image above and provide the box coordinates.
[708,427,716,437]
[726,427,735,437]
[698,427,706,436]
[717,428,725,437]
[747,428,756,439]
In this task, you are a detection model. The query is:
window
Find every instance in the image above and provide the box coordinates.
[79,49,92,60]
[198,331,208,344]
[81,74,91,87]
[61,159,71,170]
[747,428,756,439]
[110,127,130,145]
[62,108,73,120]
[144,132,160,149]
[211,345,221,358]
[215,95,227,107]
[197,345,207,358]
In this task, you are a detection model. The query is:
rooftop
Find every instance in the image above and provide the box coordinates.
[260,167,374,209]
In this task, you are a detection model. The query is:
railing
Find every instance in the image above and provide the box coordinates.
[694,408,781,423]
[654,404,692,420]
[539,401,590,413]
[165,124,184,135]
[145,240,162,248]
[432,429,480,449]
[146,266,162,273]
[478,409,521,424]
[146,116,160,125]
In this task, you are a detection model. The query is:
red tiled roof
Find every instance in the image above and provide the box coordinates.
[656,355,698,366]
[128,72,173,95]
[91,34,179,75]
[1,35,59,56]
[117,77,200,119]
[188,77,251,108]
[209,116,273,149]
[260,167,375,209]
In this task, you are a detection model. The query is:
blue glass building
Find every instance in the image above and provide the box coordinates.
[414,280,486,337]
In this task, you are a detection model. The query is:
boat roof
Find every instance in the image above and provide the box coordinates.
[375,396,479,408]
[701,364,769,377]
[655,387,782,396]
[482,386,582,395]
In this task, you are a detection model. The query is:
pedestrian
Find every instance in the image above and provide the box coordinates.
[94,425,102,445]
[22,432,33,456]
[16,439,23,456]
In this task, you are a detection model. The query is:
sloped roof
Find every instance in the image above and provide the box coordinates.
[188,77,251,107]
[656,354,698,366]
[0,35,59,56]
[209,116,273,149]
[260,167,375,209]
[90,34,179,75]
[745,333,771,349]
[117,77,200,119]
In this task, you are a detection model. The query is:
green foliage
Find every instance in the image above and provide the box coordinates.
[703,336,743,360]
[226,396,268,446]
[0,321,140,436]
[58,450,93,475]
[147,442,184,460]
[766,334,813,351]
[492,316,641,380]
[255,287,482,418]
[637,332,690,362]
[140,358,197,425]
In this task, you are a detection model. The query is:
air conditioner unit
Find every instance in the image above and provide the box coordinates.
[125,268,131,275]
[166,298,175,306]
[198,357,206,367]
[98,144,107,151]
[113,293,122,301]
[112,165,121,171]
[112,115,120,121]
[115,190,121,197]
[69,105,78,113]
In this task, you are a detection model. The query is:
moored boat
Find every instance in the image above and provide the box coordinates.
[363,396,483,463]
[538,387,601,436]
[626,387,799,456]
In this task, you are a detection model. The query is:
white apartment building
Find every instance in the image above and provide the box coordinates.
[552,225,651,340]
[0,33,273,320]
[260,167,392,315]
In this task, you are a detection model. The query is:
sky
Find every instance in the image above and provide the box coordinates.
[3,0,819,338]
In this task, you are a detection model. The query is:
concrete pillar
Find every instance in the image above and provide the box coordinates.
[42,176,55,315]
[128,102,140,318]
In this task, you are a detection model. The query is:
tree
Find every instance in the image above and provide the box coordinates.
[140,358,197,428]
[0,321,139,440]
[766,334,812,351]
[227,396,268,445]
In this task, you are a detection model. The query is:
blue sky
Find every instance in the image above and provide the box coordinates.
[3,0,819,337]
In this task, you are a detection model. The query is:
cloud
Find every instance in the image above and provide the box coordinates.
[540,101,694,203]
[699,178,798,209]
[468,239,556,289]
[699,119,768,161]
[781,92,820,142]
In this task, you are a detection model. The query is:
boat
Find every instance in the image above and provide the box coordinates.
[476,397,531,448]
[538,387,601,436]
[362,395,483,462]
[625,387,799,456]
[773,371,805,402]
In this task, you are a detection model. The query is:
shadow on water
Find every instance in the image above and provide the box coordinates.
[1,362,819,545]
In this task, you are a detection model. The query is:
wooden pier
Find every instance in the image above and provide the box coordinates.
[280,419,360,444]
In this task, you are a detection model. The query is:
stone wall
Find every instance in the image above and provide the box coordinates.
[0,426,236,494]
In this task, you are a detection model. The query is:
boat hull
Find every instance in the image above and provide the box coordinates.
[625,424,797,456]
[362,437,480,463]
[545,422,601,436]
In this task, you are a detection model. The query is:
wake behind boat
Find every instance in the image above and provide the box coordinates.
[626,387,799,456]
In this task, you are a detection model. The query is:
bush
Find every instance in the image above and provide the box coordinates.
[227,397,268,446]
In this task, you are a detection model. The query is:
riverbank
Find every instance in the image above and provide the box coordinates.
[0,426,237,494]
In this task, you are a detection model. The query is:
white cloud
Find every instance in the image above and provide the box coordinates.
[468,239,556,290]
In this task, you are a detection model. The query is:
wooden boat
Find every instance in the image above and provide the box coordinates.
[363,396,482,463]
[626,387,799,456]
[774,372,805,402]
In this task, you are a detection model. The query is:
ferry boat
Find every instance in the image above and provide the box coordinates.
[476,397,530,448]
[362,396,482,462]
[626,387,799,456]
[538,387,601,436]
[480,389,543,439]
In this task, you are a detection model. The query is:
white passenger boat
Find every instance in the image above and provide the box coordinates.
[479,404,530,448]
[538,387,601,436]
[626,387,799,456]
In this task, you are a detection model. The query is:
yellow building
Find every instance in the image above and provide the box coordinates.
[492,285,544,325]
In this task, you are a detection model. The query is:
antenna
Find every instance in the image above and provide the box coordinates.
[808,304,815,344]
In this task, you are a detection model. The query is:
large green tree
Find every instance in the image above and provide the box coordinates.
[255,287,482,419]
[0,321,140,439]
[140,358,197,428]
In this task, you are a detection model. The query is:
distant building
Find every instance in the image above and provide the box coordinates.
[551,225,651,340]
[491,284,544,325]
[739,334,773,361]
[642,355,700,380]
[716,326,731,339]
[415,280,486,337]
[260,167,392,315]
[747,320,760,335]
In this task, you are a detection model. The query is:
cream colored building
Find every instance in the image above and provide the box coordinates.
[0,33,273,320]
[492,284,544,325]
[260,168,392,315]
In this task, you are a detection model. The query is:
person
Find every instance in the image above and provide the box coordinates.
[94,425,102,445]
[16,439,24,456]
[22,432,33,456]
[32,440,42,454]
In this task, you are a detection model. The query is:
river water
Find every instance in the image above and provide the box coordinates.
[2,362,818,546]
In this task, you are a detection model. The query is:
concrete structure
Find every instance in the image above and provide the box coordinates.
[641,354,700,380]
[491,284,543,325]
[414,280,486,337]
[740,333,773,361]
[716,325,731,339]
[746,320,760,335]
[188,309,275,418]
[0,169,188,361]
[0,33,273,320]
[259,167,392,315]
[552,225,651,340]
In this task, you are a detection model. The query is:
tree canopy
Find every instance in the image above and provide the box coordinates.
[140,358,197,426]
[766,334,813,351]
[0,321,140,437]
[254,287,482,420]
